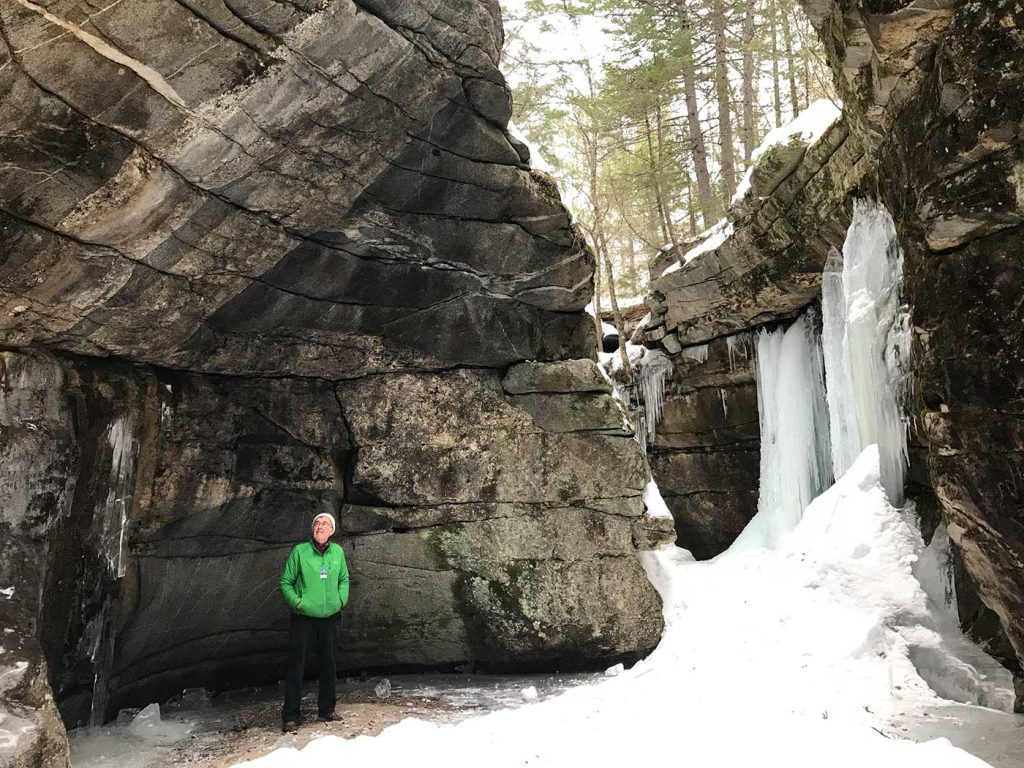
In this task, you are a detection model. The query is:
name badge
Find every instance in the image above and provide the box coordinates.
[320,566,328,579]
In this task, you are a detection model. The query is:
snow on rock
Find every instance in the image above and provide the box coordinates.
[732,99,844,205]
[0,587,13,600]
[234,445,1008,768]
[507,120,553,174]
[642,479,673,521]
[661,218,734,276]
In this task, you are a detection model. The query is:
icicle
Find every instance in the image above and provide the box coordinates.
[821,199,911,503]
[726,332,754,371]
[87,596,116,726]
[719,388,728,418]
[635,349,674,449]
[159,383,173,429]
[96,414,138,579]
[733,314,832,550]
[679,344,709,363]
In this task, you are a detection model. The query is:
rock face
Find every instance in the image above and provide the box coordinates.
[0,0,593,378]
[0,599,70,768]
[798,0,1024,700]
[647,5,1024,708]
[0,0,670,734]
[643,103,865,559]
[647,336,761,560]
[645,104,866,351]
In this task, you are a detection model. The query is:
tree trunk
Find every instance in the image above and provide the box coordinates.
[598,227,631,382]
[626,234,640,294]
[676,0,718,226]
[771,0,782,128]
[592,236,604,355]
[712,0,736,202]
[686,180,698,235]
[782,3,800,118]
[642,112,673,246]
[742,4,756,163]
[654,102,681,248]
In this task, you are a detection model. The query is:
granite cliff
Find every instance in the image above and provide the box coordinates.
[0,1,671,762]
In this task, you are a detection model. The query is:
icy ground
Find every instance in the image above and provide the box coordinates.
[224,447,1018,768]
[68,673,598,768]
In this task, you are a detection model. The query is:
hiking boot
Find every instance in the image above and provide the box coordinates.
[282,720,300,733]
[317,710,343,723]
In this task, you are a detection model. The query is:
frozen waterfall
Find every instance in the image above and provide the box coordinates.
[732,314,832,550]
[821,199,912,504]
[736,198,913,552]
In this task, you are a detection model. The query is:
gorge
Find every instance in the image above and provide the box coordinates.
[2,1,1023,767]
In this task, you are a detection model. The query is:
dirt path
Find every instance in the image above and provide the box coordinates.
[150,689,462,768]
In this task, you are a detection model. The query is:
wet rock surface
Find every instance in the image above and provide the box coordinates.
[0,598,71,768]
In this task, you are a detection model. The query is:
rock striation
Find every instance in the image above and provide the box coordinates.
[646,335,761,561]
[0,0,671,750]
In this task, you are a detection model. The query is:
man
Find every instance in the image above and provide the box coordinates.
[279,511,350,732]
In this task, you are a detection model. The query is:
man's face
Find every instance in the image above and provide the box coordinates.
[312,518,333,545]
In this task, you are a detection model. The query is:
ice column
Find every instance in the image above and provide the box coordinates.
[636,349,674,451]
[89,413,138,724]
[821,199,912,503]
[96,414,138,578]
[734,314,832,550]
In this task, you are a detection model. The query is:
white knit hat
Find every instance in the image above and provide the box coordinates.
[311,512,336,532]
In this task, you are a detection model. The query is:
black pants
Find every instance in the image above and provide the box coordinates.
[282,612,338,722]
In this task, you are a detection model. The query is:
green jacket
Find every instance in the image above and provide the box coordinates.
[279,541,350,618]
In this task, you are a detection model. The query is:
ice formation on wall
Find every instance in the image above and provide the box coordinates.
[725,332,755,372]
[599,345,674,452]
[679,344,709,363]
[821,199,912,504]
[733,314,831,550]
[96,414,138,579]
[635,349,674,452]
